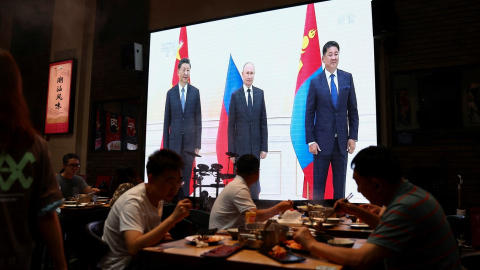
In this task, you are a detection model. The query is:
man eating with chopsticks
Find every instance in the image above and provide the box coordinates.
[293,146,460,269]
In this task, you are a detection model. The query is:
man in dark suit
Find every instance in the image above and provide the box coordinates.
[163,58,202,198]
[228,62,268,200]
[305,41,359,200]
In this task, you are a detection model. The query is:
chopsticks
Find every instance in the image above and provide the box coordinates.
[324,193,354,220]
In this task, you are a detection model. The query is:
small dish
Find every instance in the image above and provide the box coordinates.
[321,223,335,228]
[327,238,355,248]
[325,217,341,224]
[227,228,239,240]
[64,201,77,205]
[349,223,370,229]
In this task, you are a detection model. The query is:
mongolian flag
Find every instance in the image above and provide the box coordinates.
[216,55,243,185]
[290,4,334,199]
[161,26,195,195]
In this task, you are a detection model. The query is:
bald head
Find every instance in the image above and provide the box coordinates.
[242,62,255,88]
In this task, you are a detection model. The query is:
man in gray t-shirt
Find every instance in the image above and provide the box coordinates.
[56,153,99,198]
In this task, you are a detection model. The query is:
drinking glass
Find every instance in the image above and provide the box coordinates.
[72,187,80,204]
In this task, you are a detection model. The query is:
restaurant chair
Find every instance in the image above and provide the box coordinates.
[95,175,113,197]
[461,251,480,270]
[85,220,110,269]
[446,214,467,248]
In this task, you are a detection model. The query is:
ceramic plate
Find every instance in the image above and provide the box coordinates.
[185,235,224,246]
[64,204,85,208]
[85,203,105,207]
[349,223,371,229]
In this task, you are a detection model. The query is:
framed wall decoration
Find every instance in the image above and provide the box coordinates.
[44,59,76,134]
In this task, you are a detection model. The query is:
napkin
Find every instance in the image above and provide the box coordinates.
[282,210,302,220]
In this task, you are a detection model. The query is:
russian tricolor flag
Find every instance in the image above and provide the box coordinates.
[216,55,243,182]
[290,4,333,199]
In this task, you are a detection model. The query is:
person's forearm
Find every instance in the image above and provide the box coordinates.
[37,211,68,270]
[128,216,177,254]
[255,206,280,221]
[307,241,373,269]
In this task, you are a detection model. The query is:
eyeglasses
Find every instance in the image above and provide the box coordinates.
[66,164,81,168]
[167,181,184,188]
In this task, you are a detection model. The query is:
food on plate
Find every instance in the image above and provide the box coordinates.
[284,240,303,250]
[196,235,223,243]
[187,235,224,247]
[269,245,287,259]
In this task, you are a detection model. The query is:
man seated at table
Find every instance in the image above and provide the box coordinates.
[56,153,99,198]
[209,154,293,230]
[293,146,461,269]
[101,149,192,270]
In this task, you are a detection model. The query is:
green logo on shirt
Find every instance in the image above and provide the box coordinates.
[0,151,36,191]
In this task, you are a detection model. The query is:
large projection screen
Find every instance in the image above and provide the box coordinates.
[146,0,376,204]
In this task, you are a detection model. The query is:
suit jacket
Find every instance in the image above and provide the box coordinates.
[305,69,359,155]
[228,86,268,158]
[163,84,202,154]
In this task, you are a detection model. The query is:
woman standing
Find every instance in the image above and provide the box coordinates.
[0,49,67,270]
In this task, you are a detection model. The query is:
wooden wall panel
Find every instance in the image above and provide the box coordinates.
[388,0,480,72]
[85,0,149,187]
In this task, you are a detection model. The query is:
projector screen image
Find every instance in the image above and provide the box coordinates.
[146,0,376,204]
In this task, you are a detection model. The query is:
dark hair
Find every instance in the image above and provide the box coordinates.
[236,154,260,175]
[177,58,191,70]
[351,146,403,185]
[322,41,340,55]
[116,166,140,185]
[63,153,80,164]
[146,149,184,178]
[0,49,37,150]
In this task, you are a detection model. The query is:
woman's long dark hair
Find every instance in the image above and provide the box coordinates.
[0,48,37,150]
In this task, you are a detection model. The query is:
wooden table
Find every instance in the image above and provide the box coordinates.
[140,235,365,270]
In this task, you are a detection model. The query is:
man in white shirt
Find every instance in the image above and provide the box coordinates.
[101,149,192,270]
[209,154,292,230]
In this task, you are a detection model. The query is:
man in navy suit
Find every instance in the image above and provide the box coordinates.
[305,41,359,200]
[228,62,268,200]
[163,58,202,198]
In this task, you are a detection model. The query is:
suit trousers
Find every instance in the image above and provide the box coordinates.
[177,136,194,199]
[313,137,347,200]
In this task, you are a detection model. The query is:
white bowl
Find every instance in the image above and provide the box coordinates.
[325,217,341,224]
[327,238,355,248]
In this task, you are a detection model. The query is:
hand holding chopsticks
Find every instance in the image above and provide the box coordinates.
[324,193,354,220]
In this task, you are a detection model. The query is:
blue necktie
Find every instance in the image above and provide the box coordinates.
[247,89,253,115]
[181,88,185,112]
[330,74,338,108]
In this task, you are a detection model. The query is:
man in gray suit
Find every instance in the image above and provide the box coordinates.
[228,62,268,199]
[163,58,202,198]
